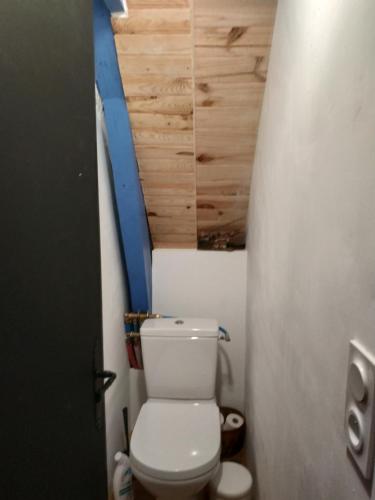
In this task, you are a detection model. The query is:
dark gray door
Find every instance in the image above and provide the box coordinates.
[0,1,107,498]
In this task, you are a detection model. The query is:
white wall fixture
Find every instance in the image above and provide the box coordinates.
[345,341,375,479]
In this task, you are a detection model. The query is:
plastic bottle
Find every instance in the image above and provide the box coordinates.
[113,452,133,500]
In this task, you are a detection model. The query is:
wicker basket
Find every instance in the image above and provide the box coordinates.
[220,406,246,459]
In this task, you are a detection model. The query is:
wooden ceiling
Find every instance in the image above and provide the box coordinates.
[112,0,277,249]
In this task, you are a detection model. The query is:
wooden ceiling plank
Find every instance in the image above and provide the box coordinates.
[153,236,197,246]
[115,0,197,248]
[195,106,262,130]
[135,144,194,159]
[196,128,257,146]
[142,185,195,196]
[148,221,197,235]
[195,82,265,108]
[138,157,195,173]
[127,95,193,115]
[145,205,196,218]
[195,26,274,47]
[115,33,192,55]
[118,54,192,77]
[132,128,194,146]
[140,171,195,181]
[148,215,196,226]
[145,194,195,207]
[112,8,191,34]
[198,220,247,232]
[140,172,196,195]
[196,136,256,164]
[197,165,252,182]
[197,207,248,222]
[196,154,255,169]
[195,49,270,81]
[197,181,250,197]
[120,74,193,96]
[197,194,250,210]
[130,111,193,130]
[195,0,276,28]
[127,0,190,9]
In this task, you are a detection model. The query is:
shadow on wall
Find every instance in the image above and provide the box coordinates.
[216,345,234,406]
[245,337,260,500]
[129,368,147,432]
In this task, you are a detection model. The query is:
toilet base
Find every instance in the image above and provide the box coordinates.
[132,461,218,500]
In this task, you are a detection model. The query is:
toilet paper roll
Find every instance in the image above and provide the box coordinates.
[220,413,225,426]
[223,413,244,431]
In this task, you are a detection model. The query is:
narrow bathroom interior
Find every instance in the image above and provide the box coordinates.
[97,0,375,498]
[1,1,375,499]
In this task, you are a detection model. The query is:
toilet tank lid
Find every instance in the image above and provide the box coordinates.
[141,318,218,337]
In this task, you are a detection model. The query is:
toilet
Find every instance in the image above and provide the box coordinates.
[130,318,222,499]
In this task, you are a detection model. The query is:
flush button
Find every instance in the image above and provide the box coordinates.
[349,361,368,403]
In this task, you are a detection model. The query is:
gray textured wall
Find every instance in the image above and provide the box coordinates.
[245,1,375,499]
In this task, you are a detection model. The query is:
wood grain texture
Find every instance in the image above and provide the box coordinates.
[135,144,194,159]
[194,0,276,248]
[197,194,249,210]
[127,0,189,8]
[120,74,192,96]
[115,34,191,54]
[195,26,274,47]
[195,47,270,81]
[116,0,196,248]
[118,54,192,77]
[132,129,193,146]
[130,111,193,130]
[195,82,265,108]
[138,157,195,173]
[112,8,191,34]
[127,95,193,115]
[114,0,276,248]
[194,0,276,29]
[195,106,261,130]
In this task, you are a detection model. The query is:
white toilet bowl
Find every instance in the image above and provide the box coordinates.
[132,461,219,499]
[130,399,221,500]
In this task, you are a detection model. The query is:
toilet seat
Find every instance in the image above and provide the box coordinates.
[130,399,221,481]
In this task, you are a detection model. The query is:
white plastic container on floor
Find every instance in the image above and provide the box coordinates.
[209,462,252,500]
[113,452,134,500]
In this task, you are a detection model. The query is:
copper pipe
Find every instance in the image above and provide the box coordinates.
[126,332,141,339]
[124,312,162,324]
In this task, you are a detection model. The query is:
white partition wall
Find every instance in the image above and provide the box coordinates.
[152,249,247,412]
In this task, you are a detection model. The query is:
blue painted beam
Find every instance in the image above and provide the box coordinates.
[93,0,152,311]
[104,0,127,15]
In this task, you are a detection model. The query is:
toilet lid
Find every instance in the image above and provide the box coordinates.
[130,400,221,481]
